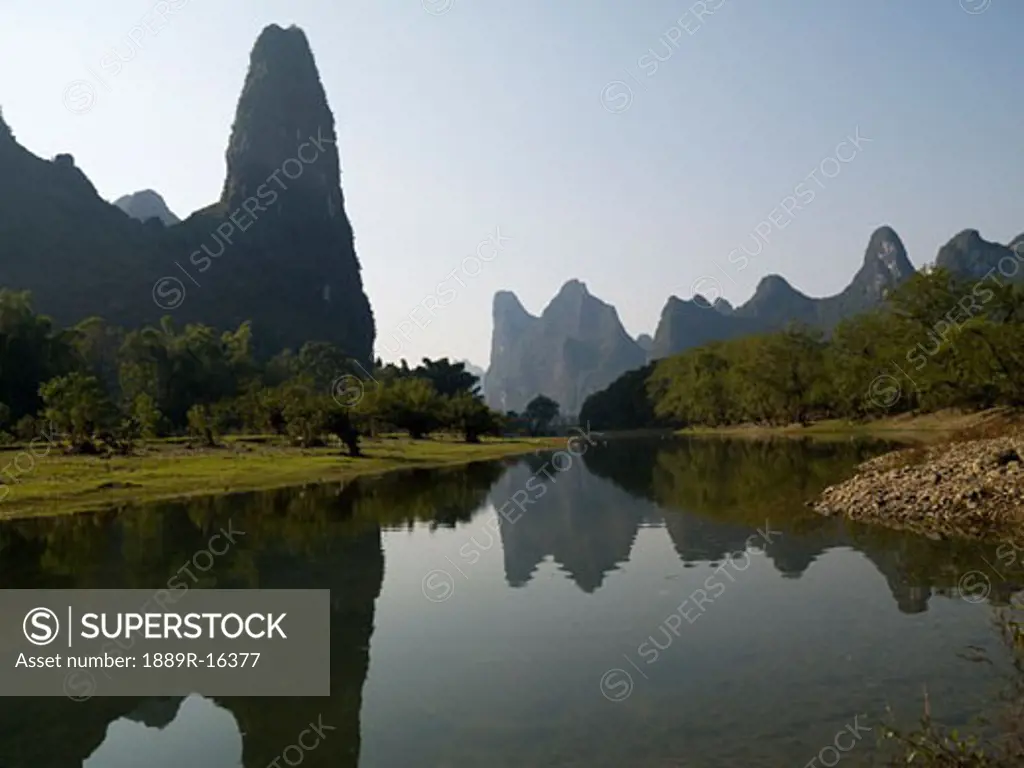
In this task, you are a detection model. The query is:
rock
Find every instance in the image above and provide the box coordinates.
[811,430,1024,540]
[996,448,1021,466]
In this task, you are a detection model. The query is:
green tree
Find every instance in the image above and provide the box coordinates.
[296,341,355,390]
[523,394,560,435]
[279,380,326,447]
[13,415,37,441]
[119,318,254,431]
[68,316,124,399]
[322,401,361,456]
[580,364,656,430]
[39,372,115,450]
[186,404,217,447]
[129,393,164,438]
[375,378,444,439]
[446,392,500,443]
[414,358,480,397]
[0,290,74,419]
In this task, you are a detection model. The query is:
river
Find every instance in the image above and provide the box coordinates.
[1,437,1021,767]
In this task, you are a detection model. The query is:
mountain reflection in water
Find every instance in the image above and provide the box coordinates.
[1,438,1020,767]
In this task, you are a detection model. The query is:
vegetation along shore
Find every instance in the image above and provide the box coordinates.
[576,264,1024,542]
[0,434,563,520]
[0,289,588,519]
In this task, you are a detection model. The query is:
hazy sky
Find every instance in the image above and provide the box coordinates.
[2,0,1022,366]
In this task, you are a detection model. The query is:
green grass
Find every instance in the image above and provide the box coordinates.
[674,409,1020,444]
[0,434,561,520]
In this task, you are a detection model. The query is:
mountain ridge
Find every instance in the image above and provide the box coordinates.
[487,224,1019,415]
[485,280,645,414]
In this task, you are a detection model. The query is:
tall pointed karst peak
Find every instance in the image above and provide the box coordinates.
[210,24,374,363]
[220,24,340,211]
[543,279,593,314]
[832,224,915,308]
[543,280,630,335]
[863,225,912,276]
[493,290,533,321]
[557,278,589,297]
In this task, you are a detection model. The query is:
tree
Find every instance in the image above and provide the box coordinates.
[295,341,354,390]
[375,378,444,439]
[524,394,560,435]
[279,380,326,448]
[13,415,37,442]
[186,404,217,447]
[39,372,115,450]
[68,316,124,399]
[119,318,255,431]
[446,392,500,443]
[322,401,361,456]
[271,378,361,454]
[580,364,656,430]
[236,384,288,435]
[414,358,480,397]
[0,290,74,420]
[129,393,164,438]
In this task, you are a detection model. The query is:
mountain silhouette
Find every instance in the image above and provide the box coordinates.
[0,24,374,361]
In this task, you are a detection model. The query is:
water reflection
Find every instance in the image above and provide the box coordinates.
[0,438,1021,767]
[490,455,655,592]
[488,437,1014,613]
[0,461,504,768]
[84,696,240,768]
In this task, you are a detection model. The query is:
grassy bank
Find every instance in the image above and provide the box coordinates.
[0,435,561,520]
[674,408,1022,444]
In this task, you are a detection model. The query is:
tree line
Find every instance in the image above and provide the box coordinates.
[0,289,564,455]
[580,268,1024,429]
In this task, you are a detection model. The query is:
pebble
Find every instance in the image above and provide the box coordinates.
[812,432,1024,539]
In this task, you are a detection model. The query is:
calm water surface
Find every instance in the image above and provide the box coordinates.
[2,437,1022,767]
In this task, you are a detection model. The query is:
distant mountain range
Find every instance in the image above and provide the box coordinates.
[485,280,646,414]
[0,24,374,361]
[113,190,180,226]
[486,226,1023,415]
[3,23,1021,407]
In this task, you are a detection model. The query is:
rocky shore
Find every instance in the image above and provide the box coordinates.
[813,431,1024,539]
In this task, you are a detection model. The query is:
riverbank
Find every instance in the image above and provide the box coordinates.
[0,435,561,520]
[676,409,1016,444]
[811,411,1024,540]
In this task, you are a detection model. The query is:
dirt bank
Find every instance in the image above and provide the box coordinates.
[813,426,1024,540]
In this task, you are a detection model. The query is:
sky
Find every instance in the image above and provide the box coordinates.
[1,0,1022,367]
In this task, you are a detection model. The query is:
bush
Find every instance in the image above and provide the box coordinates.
[186,405,217,447]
